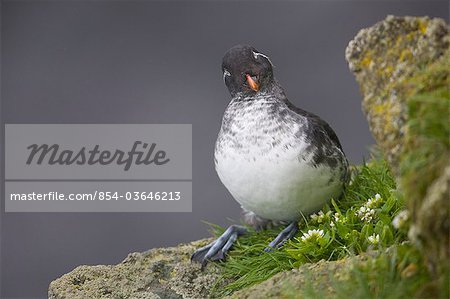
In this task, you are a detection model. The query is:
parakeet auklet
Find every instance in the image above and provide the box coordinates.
[192,45,348,268]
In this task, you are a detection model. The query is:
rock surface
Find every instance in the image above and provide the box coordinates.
[401,49,450,279]
[346,15,449,173]
[346,15,449,281]
[48,239,226,299]
[225,255,366,299]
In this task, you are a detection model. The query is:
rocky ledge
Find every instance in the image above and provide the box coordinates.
[48,239,225,299]
[346,15,449,279]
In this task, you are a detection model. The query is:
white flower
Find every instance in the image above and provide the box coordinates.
[392,210,409,229]
[356,206,375,222]
[356,194,383,222]
[309,211,331,223]
[330,222,335,227]
[334,213,340,222]
[366,193,383,209]
[333,212,348,224]
[368,234,380,245]
[301,229,325,242]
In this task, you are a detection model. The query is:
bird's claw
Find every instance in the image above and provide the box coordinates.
[191,224,247,269]
[264,221,298,251]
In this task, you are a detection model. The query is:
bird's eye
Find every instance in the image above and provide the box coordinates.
[252,51,273,66]
[223,69,231,81]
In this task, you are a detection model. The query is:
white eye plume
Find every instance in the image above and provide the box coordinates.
[252,51,273,66]
[223,69,231,82]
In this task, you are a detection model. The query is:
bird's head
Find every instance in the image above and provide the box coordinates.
[222,45,274,97]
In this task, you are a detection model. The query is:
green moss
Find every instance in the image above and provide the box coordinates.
[399,49,450,280]
[339,16,450,299]
[348,16,448,172]
[401,56,449,187]
[285,244,432,299]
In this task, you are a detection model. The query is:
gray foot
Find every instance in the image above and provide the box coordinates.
[264,221,298,252]
[191,224,247,269]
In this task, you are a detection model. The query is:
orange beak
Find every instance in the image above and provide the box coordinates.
[246,74,260,92]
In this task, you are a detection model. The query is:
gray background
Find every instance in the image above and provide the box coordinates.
[1,1,448,298]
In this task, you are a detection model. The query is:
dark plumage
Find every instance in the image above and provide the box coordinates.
[192,45,348,268]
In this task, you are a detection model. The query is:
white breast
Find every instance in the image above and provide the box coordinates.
[216,145,342,221]
[215,97,344,221]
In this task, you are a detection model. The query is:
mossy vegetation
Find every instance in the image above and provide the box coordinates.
[400,49,449,213]
[345,16,449,297]
[346,16,448,172]
[284,243,435,299]
[209,157,416,297]
[399,49,450,282]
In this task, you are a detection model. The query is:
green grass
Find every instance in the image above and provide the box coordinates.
[209,157,410,297]
[285,243,433,299]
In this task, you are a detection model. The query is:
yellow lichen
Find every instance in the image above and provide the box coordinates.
[372,102,391,115]
[370,101,397,137]
[361,53,372,67]
[384,65,394,78]
[418,19,429,34]
[399,49,413,62]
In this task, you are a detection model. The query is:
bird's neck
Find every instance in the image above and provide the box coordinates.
[231,80,288,104]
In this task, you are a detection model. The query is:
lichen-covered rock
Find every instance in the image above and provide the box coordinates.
[400,48,450,280]
[346,15,450,287]
[48,239,226,299]
[225,256,365,299]
[409,164,449,272]
[346,15,449,172]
